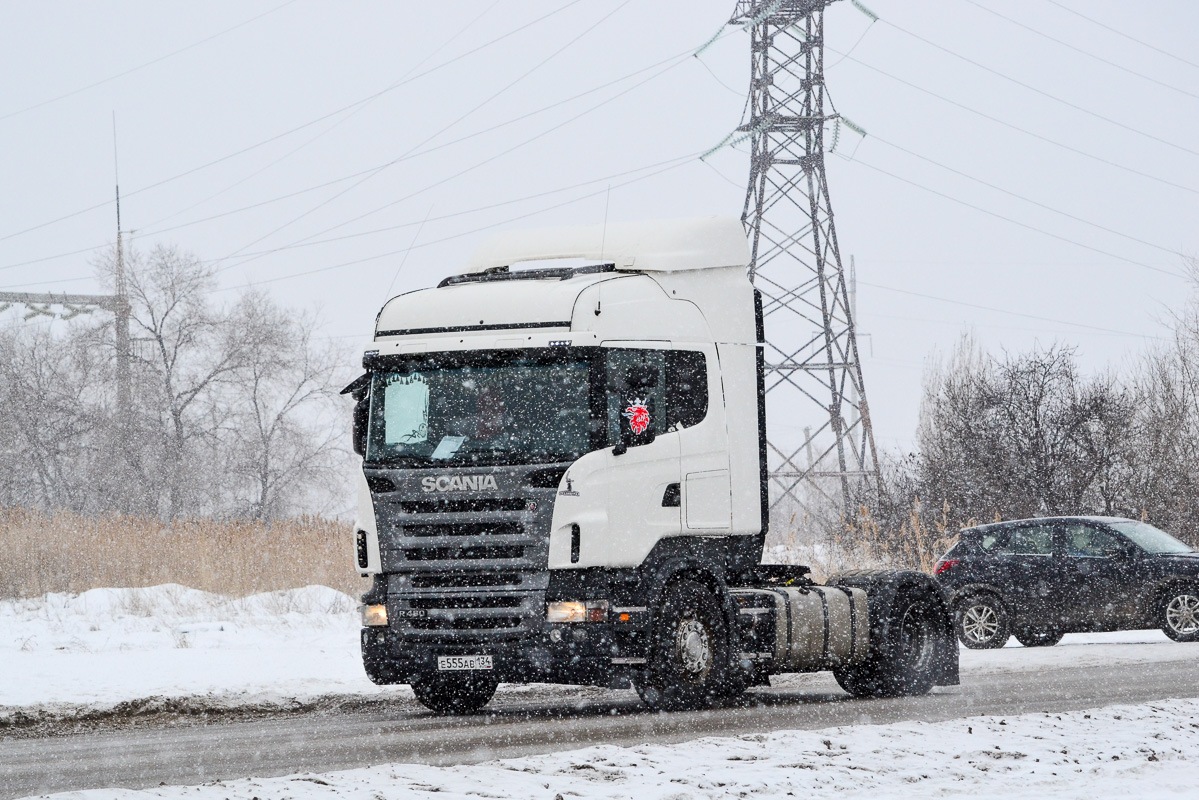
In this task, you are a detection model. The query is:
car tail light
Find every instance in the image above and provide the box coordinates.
[934,558,960,575]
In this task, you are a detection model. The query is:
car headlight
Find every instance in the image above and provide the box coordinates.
[361,604,388,627]
[546,599,608,623]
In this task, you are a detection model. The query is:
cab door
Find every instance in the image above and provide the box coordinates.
[598,346,681,563]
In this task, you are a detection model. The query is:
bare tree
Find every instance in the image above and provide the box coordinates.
[219,292,348,520]
[915,337,1135,528]
[0,324,109,511]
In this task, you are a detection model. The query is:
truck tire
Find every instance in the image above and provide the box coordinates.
[635,579,733,711]
[410,672,498,715]
[1160,584,1199,642]
[954,593,1011,649]
[830,570,956,698]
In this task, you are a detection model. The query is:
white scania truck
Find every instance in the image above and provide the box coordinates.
[346,217,957,713]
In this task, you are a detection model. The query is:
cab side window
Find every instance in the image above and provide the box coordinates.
[605,350,665,445]
[665,350,708,430]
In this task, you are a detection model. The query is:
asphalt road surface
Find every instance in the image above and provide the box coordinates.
[4,655,1198,799]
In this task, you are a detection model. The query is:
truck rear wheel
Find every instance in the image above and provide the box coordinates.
[833,583,943,698]
[410,672,498,715]
[635,579,733,711]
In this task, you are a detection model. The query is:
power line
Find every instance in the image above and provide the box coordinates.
[1042,0,1199,72]
[844,154,1185,280]
[0,0,587,244]
[0,11,706,276]
[212,154,696,291]
[858,280,1162,339]
[139,1,505,233]
[831,47,1199,199]
[213,45,696,277]
[210,0,635,267]
[880,17,1199,160]
[867,134,1187,261]
[960,0,1199,102]
[0,0,299,122]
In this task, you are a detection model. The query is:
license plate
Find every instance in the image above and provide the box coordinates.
[437,654,493,671]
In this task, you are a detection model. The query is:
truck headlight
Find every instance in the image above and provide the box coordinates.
[546,599,608,623]
[361,604,388,627]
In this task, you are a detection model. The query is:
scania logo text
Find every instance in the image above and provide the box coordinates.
[421,475,499,493]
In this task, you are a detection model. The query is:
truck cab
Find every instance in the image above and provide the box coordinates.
[349,217,956,713]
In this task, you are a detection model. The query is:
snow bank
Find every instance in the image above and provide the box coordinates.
[3,582,1197,717]
[35,699,1199,799]
[0,584,391,712]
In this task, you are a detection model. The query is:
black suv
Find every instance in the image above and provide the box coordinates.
[934,516,1199,648]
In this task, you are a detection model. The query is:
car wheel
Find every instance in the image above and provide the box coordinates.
[1160,586,1199,643]
[1014,627,1063,648]
[410,672,498,715]
[955,594,1010,649]
[635,579,732,711]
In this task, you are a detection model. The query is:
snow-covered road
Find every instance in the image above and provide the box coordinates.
[4,586,1199,799]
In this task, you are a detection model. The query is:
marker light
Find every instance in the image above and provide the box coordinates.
[361,604,389,627]
[546,599,609,623]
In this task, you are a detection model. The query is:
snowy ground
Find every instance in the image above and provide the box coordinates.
[27,699,1199,799]
[6,585,1199,799]
[2,583,1192,716]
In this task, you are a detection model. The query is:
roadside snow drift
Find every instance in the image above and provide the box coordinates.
[1,583,1195,718]
[0,584,397,713]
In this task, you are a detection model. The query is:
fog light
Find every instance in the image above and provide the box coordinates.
[361,604,388,627]
[546,600,608,623]
[549,628,563,642]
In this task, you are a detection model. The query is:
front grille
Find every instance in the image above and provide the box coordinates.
[405,522,522,537]
[399,497,528,514]
[409,616,524,630]
[375,470,560,644]
[409,572,524,589]
[403,545,525,561]
[408,596,522,609]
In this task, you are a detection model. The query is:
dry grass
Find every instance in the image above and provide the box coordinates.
[765,499,966,582]
[0,507,369,599]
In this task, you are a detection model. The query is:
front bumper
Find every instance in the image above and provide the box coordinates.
[360,619,647,687]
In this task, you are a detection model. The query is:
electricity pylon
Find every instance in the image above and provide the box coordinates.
[730,0,880,518]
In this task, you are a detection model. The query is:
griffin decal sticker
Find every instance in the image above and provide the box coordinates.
[623,398,651,435]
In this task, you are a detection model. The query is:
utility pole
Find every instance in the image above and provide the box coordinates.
[0,115,132,435]
[730,0,880,519]
[113,115,132,426]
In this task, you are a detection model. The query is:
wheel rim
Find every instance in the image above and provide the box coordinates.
[961,603,1000,643]
[674,615,713,681]
[899,602,936,670]
[1166,593,1199,634]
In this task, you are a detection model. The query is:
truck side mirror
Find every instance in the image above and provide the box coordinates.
[341,373,371,457]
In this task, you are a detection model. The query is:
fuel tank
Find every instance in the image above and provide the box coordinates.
[732,585,869,672]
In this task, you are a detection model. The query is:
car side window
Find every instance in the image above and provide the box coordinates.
[1064,524,1121,558]
[994,525,1054,555]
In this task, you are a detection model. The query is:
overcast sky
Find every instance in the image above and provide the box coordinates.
[2,0,1197,453]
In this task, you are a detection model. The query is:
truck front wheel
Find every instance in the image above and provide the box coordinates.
[410,672,498,715]
[635,579,733,711]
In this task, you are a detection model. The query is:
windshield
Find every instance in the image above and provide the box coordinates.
[365,350,598,467]
[1108,520,1194,554]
